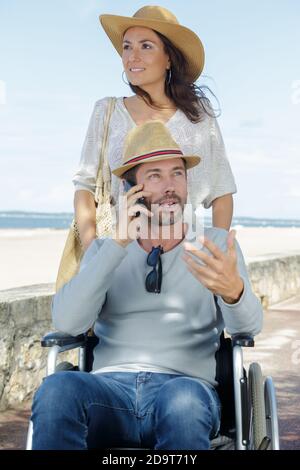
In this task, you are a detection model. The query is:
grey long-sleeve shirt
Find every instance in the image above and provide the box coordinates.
[52,228,263,386]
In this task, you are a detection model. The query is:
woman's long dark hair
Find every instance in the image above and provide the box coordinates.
[128,30,220,123]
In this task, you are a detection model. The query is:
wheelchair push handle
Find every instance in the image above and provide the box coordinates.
[41,331,86,348]
[232,334,254,348]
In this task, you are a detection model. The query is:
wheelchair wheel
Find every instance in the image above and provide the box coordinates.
[264,377,280,449]
[249,363,267,449]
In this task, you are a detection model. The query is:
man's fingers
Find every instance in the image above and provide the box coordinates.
[182,252,217,281]
[128,204,153,218]
[199,236,224,260]
[126,183,143,197]
[184,242,220,271]
[128,217,141,240]
[128,190,152,206]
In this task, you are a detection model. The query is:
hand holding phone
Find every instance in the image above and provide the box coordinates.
[114,182,152,248]
[123,180,146,216]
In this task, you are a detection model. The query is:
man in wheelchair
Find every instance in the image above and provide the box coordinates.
[31,121,263,450]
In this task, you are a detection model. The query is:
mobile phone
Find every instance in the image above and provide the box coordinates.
[123,180,146,207]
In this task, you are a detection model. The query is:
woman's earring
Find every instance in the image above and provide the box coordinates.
[122,71,130,86]
[166,68,172,85]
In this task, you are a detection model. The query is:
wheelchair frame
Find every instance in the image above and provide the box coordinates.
[26,331,280,450]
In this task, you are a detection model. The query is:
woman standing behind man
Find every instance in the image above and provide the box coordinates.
[73,6,237,252]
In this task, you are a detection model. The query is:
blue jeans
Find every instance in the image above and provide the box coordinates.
[31,371,221,450]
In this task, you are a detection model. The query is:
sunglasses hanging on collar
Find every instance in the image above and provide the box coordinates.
[145,245,164,293]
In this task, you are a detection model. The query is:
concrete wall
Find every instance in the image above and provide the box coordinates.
[0,284,76,411]
[248,255,300,307]
[0,255,299,410]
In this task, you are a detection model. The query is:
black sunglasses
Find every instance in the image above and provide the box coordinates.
[145,245,164,293]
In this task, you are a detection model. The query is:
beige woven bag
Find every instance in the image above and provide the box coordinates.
[55,97,117,292]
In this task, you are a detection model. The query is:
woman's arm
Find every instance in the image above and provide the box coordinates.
[72,99,111,251]
[74,190,97,251]
[203,115,237,224]
[212,193,233,230]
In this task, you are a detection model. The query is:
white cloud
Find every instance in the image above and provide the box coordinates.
[66,0,107,20]
[229,148,282,171]
[287,186,300,198]
[14,91,83,106]
[1,183,74,213]
[226,136,300,175]
[284,169,300,176]
[239,119,263,129]
[17,189,35,201]
[0,80,6,105]
[40,184,74,206]
[291,80,300,105]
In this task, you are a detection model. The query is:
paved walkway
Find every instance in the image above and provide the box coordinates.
[0,296,299,450]
[244,295,300,450]
[0,407,31,450]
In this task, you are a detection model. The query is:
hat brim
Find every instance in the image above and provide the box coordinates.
[99,14,205,83]
[112,154,201,178]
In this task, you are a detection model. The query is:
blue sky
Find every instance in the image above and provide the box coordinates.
[0,0,300,218]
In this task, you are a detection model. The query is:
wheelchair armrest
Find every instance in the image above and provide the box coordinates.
[231,334,254,348]
[41,331,86,348]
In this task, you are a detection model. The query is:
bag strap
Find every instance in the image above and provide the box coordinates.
[95,97,117,204]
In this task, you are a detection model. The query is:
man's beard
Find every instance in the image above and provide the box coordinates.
[144,194,185,226]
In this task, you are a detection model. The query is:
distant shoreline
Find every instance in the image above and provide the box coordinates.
[1,211,300,229]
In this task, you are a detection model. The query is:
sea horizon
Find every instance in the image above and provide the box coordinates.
[0,210,300,230]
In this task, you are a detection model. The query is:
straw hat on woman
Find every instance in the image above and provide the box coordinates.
[73,5,237,251]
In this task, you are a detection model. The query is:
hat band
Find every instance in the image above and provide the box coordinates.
[125,149,183,166]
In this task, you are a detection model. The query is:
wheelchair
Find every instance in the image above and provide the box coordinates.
[26,326,280,450]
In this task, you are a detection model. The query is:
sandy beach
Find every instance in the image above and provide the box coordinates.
[0,227,300,291]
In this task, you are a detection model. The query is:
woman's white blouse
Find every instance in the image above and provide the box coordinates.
[72,97,237,210]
